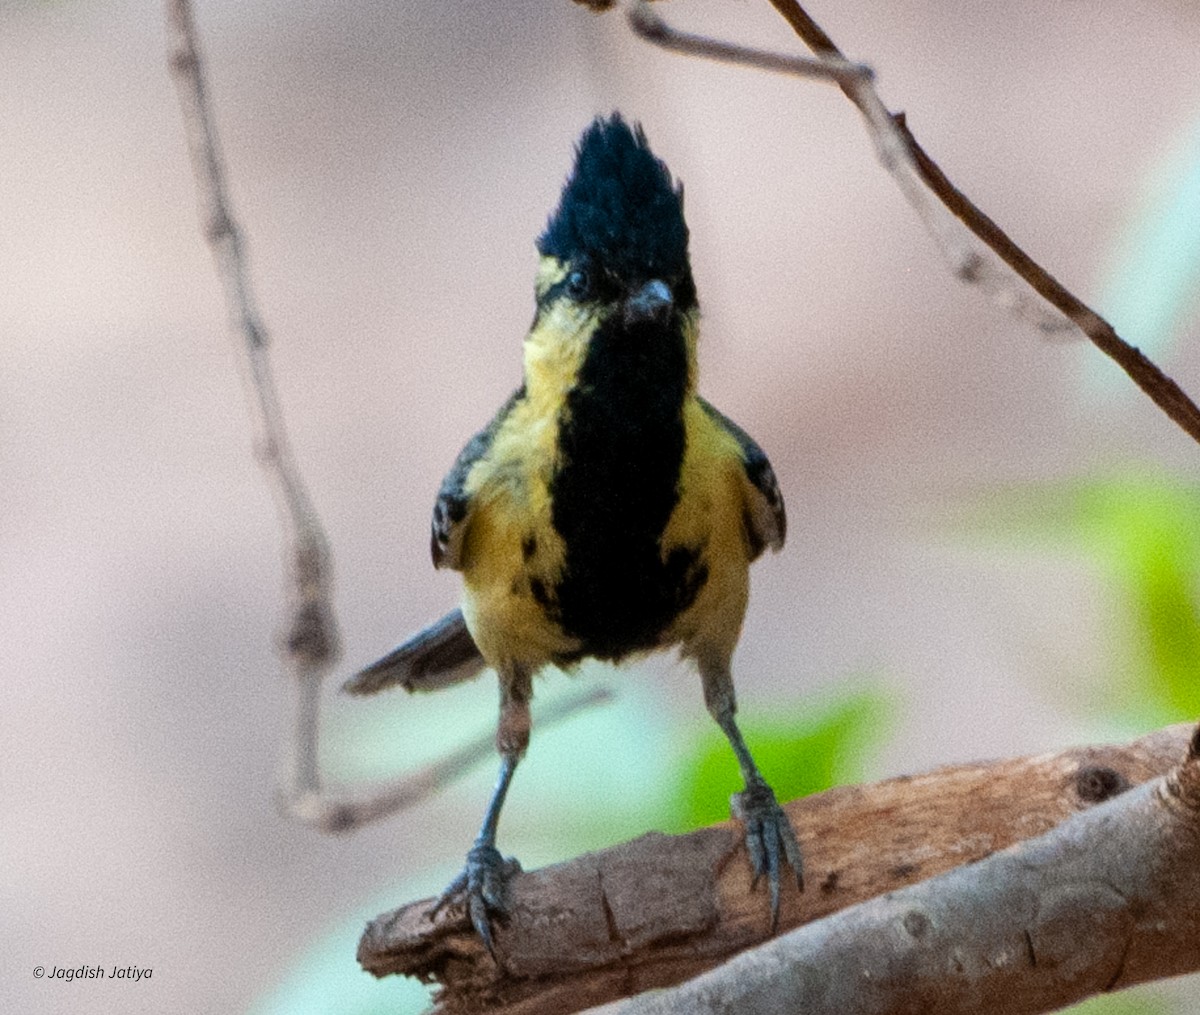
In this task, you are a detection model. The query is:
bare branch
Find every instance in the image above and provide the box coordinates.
[291,687,615,834]
[165,1,616,827]
[627,2,871,88]
[165,0,338,810]
[357,724,1196,1015]
[629,0,1200,446]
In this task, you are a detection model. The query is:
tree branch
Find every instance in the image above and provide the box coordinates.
[628,0,1200,446]
[357,724,1197,1015]
[165,0,339,675]
[765,0,1200,444]
[164,0,611,831]
[588,726,1200,1015]
[166,0,339,810]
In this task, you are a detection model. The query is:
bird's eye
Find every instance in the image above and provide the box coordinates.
[565,268,591,300]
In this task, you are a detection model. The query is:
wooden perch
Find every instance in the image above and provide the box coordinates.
[590,725,1200,1015]
[357,723,1198,1014]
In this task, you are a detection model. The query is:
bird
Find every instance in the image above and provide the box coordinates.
[345,113,802,955]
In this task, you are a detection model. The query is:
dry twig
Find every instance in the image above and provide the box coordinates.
[165,0,606,830]
[630,0,1200,445]
[166,0,338,809]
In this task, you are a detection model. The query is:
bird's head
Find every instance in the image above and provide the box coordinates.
[531,115,697,360]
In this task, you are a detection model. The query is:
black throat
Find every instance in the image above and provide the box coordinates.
[548,312,705,660]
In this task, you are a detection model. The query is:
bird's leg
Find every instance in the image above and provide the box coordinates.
[434,667,530,958]
[700,658,804,929]
[435,754,523,956]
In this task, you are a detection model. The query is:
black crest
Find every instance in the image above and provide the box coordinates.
[538,114,690,285]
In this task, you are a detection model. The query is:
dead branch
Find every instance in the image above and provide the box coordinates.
[165,0,610,830]
[767,0,1200,444]
[357,724,1196,1015]
[166,0,339,808]
[629,0,1200,446]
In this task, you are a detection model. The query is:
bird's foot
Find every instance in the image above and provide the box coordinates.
[732,779,804,930]
[432,843,522,959]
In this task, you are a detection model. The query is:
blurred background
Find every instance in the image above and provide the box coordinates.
[4,0,1200,1011]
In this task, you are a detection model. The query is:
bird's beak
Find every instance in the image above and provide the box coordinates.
[624,279,673,327]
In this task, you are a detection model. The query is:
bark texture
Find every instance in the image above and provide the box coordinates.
[357,724,1197,1014]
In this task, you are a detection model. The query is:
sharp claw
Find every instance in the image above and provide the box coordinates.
[433,844,522,962]
[782,820,805,891]
[746,822,766,883]
[764,825,782,926]
[732,780,804,930]
[469,893,495,957]
[431,869,468,915]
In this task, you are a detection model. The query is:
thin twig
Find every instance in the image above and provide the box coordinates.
[166,2,619,828]
[628,2,871,87]
[629,0,1200,446]
[165,0,339,810]
[293,687,616,834]
[767,0,1200,442]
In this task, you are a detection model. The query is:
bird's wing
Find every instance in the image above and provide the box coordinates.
[431,387,524,571]
[346,391,526,697]
[343,607,485,695]
[698,397,786,559]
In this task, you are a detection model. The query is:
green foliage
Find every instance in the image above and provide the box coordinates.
[961,471,1200,730]
[668,686,891,831]
[1073,474,1200,725]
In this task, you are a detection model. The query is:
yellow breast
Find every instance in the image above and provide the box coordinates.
[659,398,753,662]
[457,393,577,671]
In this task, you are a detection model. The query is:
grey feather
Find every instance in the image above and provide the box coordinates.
[432,387,525,570]
[697,396,786,558]
[343,608,486,695]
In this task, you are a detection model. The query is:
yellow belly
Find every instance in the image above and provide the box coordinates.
[460,490,580,671]
[458,395,754,674]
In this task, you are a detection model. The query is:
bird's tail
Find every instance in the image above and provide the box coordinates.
[343,607,486,695]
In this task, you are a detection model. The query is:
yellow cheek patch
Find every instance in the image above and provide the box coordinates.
[534,256,569,300]
[523,302,598,419]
